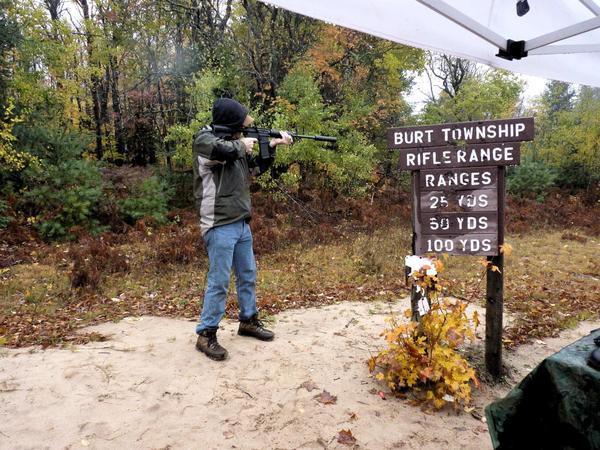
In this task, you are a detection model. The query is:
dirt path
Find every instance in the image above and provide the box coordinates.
[1,299,598,450]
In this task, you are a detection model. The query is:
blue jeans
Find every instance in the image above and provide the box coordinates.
[196,220,258,333]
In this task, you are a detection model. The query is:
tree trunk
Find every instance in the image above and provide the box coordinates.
[156,78,172,171]
[174,18,186,122]
[109,55,128,159]
[44,0,62,21]
[77,0,103,159]
[102,67,112,157]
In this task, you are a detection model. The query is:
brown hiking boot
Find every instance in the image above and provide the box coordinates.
[196,329,228,361]
[238,315,275,341]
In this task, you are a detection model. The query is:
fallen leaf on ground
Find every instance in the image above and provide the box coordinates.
[470,410,483,421]
[337,429,357,446]
[314,390,337,404]
[299,380,319,392]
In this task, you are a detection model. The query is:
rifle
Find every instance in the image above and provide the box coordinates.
[212,125,337,161]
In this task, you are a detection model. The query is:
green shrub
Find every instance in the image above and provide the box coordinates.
[553,160,592,190]
[118,175,173,225]
[13,118,93,164]
[265,65,378,197]
[507,160,557,200]
[160,169,194,209]
[0,198,13,229]
[22,159,105,240]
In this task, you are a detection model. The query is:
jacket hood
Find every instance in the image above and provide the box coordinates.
[211,98,248,130]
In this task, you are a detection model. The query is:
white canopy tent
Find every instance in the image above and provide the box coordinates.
[259,0,600,88]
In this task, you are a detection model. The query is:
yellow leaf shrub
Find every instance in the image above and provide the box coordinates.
[368,264,479,410]
[0,99,40,172]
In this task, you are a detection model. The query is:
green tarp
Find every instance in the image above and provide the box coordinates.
[486,329,600,450]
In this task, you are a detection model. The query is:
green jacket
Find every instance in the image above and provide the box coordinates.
[192,126,269,235]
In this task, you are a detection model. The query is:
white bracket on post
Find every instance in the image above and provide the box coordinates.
[405,255,437,317]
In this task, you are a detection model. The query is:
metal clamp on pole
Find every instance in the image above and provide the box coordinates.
[496,39,528,60]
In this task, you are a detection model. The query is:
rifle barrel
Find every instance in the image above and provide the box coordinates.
[264,129,337,143]
[291,133,337,143]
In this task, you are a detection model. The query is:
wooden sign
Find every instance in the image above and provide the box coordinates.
[420,166,499,191]
[420,212,498,235]
[398,143,520,170]
[416,233,498,256]
[392,116,531,262]
[391,117,535,377]
[420,189,498,212]
[388,117,534,149]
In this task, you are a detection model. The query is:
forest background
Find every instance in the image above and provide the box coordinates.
[1,0,599,348]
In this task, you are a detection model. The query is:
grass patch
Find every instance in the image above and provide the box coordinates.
[440,231,600,347]
[1,206,598,348]
[0,264,70,313]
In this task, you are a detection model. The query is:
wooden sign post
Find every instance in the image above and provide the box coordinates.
[388,118,534,377]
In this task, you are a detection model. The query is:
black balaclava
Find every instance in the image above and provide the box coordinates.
[211,98,248,131]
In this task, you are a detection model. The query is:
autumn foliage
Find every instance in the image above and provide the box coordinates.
[368,263,479,410]
[69,238,129,290]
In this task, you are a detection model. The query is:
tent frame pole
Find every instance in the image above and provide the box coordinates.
[529,44,600,55]
[579,0,600,16]
[416,0,507,50]
[525,16,600,51]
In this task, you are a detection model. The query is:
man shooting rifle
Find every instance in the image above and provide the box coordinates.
[192,98,294,361]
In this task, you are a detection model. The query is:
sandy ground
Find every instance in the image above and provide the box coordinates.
[1,298,599,450]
